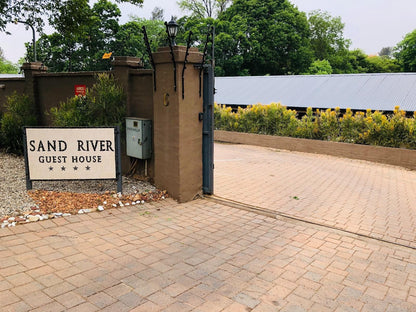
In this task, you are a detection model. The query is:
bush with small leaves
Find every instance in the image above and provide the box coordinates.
[0,92,37,154]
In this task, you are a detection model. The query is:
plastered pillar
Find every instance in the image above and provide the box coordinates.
[152,46,203,202]
[21,62,48,124]
[111,56,143,117]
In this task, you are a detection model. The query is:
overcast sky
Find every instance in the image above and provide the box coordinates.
[1,0,415,63]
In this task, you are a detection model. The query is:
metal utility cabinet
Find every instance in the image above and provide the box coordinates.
[125,117,152,159]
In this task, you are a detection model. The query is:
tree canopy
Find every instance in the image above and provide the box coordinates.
[395,29,416,72]
[180,0,313,76]
[0,0,143,33]
[32,0,166,72]
[177,0,231,19]
[308,10,350,61]
[0,47,18,73]
[9,0,408,75]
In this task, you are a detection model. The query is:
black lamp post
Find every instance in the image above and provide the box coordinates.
[14,19,37,62]
[165,17,179,46]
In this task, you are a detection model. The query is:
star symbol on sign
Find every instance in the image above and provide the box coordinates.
[61,166,66,171]
[73,166,78,171]
[49,166,53,171]
[86,166,91,171]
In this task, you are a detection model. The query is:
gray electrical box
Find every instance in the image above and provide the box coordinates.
[126,117,152,159]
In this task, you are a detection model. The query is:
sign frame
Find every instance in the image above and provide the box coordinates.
[23,126,122,193]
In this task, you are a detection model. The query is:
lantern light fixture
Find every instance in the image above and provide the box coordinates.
[166,16,179,46]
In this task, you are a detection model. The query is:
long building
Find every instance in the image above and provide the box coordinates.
[215,73,416,113]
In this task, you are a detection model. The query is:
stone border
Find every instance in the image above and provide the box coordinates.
[215,130,416,170]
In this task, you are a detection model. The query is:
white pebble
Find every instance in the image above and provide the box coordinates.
[63,213,71,217]
[8,217,15,222]
[97,206,105,212]
[112,204,117,207]
[141,200,145,204]
[28,215,40,222]
[125,203,130,206]
[78,209,84,214]
[103,201,107,205]
[162,196,165,200]
[132,201,136,205]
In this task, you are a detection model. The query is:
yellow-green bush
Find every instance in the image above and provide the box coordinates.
[214,103,416,149]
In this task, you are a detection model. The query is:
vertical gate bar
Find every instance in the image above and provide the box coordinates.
[202,65,214,194]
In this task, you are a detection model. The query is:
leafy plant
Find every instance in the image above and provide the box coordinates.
[50,73,126,128]
[0,92,38,154]
[214,103,416,150]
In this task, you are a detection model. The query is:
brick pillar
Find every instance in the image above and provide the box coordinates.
[21,62,48,125]
[152,46,203,202]
[111,56,143,117]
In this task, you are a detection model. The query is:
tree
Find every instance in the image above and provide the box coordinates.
[0,0,143,33]
[113,18,165,67]
[305,59,332,75]
[308,10,350,62]
[0,58,18,74]
[151,7,164,20]
[379,46,393,58]
[366,55,400,73]
[177,0,231,18]
[395,29,416,72]
[0,47,18,73]
[32,0,121,71]
[216,0,313,76]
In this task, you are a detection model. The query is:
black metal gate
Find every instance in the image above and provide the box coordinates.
[202,64,214,194]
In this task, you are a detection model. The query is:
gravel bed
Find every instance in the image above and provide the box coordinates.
[0,151,158,219]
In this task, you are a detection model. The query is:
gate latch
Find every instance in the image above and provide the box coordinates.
[198,112,204,121]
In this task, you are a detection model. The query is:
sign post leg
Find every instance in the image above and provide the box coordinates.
[115,126,122,194]
[23,127,32,190]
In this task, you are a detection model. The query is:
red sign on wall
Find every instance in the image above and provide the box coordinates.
[75,85,86,97]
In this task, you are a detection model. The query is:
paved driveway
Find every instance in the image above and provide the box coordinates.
[214,143,416,248]
[1,143,416,311]
[1,199,416,311]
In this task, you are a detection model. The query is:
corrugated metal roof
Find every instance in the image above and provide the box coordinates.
[0,74,24,78]
[215,73,416,112]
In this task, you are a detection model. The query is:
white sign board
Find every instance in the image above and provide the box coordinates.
[25,128,117,180]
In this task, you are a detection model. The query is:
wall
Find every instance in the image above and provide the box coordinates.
[35,72,97,125]
[0,59,153,127]
[0,59,154,178]
[215,130,416,170]
[1,55,206,202]
[0,78,25,113]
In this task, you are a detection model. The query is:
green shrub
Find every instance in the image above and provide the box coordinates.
[50,73,126,128]
[214,103,416,150]
[0,92,37,154]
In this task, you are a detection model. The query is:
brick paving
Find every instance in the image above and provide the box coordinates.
[214,143,416,248]
[0,143,416,311]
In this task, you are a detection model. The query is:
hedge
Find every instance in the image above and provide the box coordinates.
[214,103,416,149]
